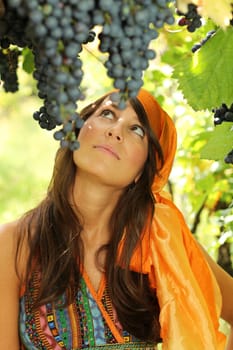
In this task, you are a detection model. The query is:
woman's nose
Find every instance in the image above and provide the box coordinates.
[106,127,123,142]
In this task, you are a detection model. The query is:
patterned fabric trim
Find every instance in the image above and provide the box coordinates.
[19,271,159,350]
[76,343,157,349]
[20,342,157,350]
[77,343,157,350]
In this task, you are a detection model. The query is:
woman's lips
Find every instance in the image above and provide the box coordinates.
[93,145,120,160]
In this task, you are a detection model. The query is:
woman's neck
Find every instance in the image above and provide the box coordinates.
[71,171,123,243]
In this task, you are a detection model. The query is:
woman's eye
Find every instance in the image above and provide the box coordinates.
[131,125,145,138]
[100,109,114,119]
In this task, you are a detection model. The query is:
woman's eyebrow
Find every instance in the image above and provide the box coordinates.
[102,100,141,122]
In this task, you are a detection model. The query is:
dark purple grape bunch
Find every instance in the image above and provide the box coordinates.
[1,0,175,150]
[177,3,202,32]
[4,0,98,151]
[224,149,233,164]
[0,2,30,93]
[0,46,20,92]
[213,103,233,125]
[98,0,174,109]
[212,103,233,165]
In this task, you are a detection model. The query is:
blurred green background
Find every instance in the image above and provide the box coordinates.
[0,70,56,222]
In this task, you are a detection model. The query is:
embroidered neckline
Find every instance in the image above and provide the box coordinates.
[20,271,158,350]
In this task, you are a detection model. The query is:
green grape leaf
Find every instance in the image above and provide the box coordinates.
[200,122,233,160]
[22,48,34,74]
[172,27,233,111]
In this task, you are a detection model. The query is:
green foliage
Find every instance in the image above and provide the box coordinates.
[200,123,233,160]
[159,19,233,164]
[172,26,233,111]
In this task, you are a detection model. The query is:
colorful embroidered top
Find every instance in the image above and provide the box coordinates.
[19,270,158,350]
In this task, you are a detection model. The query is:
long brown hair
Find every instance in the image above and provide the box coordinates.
[16,93,163,342]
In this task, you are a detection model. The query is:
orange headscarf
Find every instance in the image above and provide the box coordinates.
[127,89,226,349]
[137,89,177,194]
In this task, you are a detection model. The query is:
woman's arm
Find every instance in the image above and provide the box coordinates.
[0,222,21,349]
[198,243,233,349]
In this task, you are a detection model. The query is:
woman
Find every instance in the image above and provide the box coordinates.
[0,89,232,349]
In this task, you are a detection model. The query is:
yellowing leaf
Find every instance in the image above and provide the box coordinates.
[199,0,232,29]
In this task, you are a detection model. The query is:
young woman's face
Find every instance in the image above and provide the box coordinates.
[73,96,149,189]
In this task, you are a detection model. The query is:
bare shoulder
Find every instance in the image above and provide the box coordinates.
[0,219,19,234]
[0,219,20,253]
[0,219,29,285]
[0,220,23,347]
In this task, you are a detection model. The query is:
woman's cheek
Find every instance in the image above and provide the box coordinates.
[78,121,94,141]
[129,146,148,171]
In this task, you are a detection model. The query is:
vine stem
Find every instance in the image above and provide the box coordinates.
[83,46,106,65]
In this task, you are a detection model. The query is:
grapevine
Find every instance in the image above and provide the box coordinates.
[0,0,175,150]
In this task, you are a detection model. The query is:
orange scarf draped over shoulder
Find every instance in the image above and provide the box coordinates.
[123,89,226,349]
